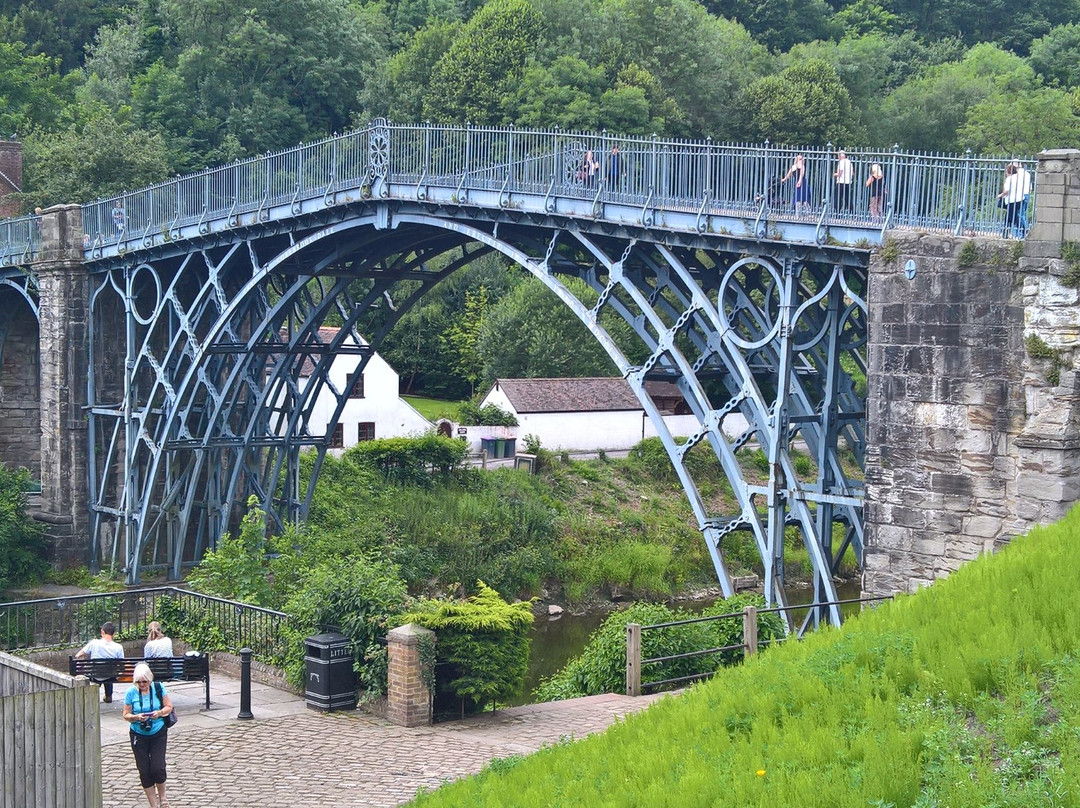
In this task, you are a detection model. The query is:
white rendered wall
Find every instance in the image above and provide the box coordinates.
[478,388,750,452]
[291,350,433,449]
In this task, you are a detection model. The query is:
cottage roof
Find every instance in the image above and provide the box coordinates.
[488,377,644,414]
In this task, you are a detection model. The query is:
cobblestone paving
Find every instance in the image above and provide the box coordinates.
[102,693,668,807]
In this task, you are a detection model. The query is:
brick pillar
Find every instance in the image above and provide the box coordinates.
[34,204,91,567]
[386,623,434,727]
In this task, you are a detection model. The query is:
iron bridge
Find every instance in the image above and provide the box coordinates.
[0,121,1035,629]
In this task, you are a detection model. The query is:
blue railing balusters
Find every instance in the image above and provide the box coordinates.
[0,123,1040,267]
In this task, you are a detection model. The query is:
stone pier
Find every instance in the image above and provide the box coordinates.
[864,149,1080,595]
[34,204,92,567]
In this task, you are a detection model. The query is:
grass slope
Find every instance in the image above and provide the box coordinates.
[408,509,1080,806]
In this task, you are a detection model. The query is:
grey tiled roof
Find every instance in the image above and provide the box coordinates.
[488,377,644,414]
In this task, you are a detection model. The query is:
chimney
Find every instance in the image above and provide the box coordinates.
[0,140,24,218]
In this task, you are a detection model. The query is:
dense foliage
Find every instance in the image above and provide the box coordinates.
[396,581,534,711]
[534,594,785,701]
[0,466,46,592]
[7,0,1080,213]
[7,0,1071,401]
[406,507,1080,807]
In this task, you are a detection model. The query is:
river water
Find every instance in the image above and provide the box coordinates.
[514,580,863,704]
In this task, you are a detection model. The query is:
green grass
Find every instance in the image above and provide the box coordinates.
[407,509,1080,807]
[401,395,464,421]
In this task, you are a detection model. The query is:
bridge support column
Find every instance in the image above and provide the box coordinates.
[865,149,1080,596]
[34,204,91,568]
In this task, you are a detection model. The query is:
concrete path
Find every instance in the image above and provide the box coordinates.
[99,672,670,807]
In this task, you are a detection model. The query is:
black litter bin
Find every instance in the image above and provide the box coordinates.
[304,633,357,712]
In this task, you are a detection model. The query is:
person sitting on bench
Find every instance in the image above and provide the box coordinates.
[75,621,125,703]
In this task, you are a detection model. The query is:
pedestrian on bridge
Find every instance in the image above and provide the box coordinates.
[866,163,885,222]
[833,150,854,214]
[782,154,811,216]
[113,200,126,237]
[607,145,621,190]
[998,162,1025,238]
[580,150,599,187]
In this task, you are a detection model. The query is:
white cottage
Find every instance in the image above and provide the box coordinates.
[478,377,749,453]
[291,327,432,450]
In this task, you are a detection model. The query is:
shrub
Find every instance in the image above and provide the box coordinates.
[0,466,47,591]
[534,594,784,703]
[397,581,533,712]
[348,433,470,487]
[282,555,410,693]
[187,496,273,604]
[458,401,518,426]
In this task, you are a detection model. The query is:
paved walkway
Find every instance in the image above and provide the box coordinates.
[99,673,669,807]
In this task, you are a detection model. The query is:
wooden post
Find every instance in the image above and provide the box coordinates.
[625,622,641,696]
[743,606,758,657]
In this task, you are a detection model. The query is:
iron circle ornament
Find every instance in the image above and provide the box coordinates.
[717,255,784,351]
[128,263,162,326]
[564,140,586,185]
[368,118,390,180]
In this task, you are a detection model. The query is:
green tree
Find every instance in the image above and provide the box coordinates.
[0,42,70,137]
[959,87,1080,154]
[603,0,771,139]
[0,0,124,72]
[130,0,388,170]
[22,106,171,207]
[736,59,864,146]
[705,0,841,52]
[1029,24,1080,89]
[442,286,490,395]
[0,466,46,592]
[423,0,543,123]
[503,56,608,131]
[476,277,620,385]
[881,0,1080,54]
[876,44,1036,151]
[397,582,534,711]
[360,20,460,123]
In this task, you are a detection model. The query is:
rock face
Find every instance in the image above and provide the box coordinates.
[864,149,1080,596]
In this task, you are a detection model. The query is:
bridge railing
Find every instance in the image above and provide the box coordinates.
[0,587,292,664]
[0,122,1037,266]
[0,213,39,265]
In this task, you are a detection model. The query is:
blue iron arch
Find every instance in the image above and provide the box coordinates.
[86,202,866,627]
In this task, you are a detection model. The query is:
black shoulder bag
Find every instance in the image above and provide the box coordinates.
[155,682,178,727]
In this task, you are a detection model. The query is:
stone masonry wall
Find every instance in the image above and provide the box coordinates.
[864,149,1080,596]
[34,204,92,567]
[0,297,41,475]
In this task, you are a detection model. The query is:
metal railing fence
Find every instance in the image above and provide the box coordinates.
[625,594,893,696]
[0,587,293,663]
[0,123,1036,266]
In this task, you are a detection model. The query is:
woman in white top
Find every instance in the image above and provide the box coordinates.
[998,163,1025,238]
[143,621,174,658]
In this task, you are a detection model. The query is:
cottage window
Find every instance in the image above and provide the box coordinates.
[350,373,365,398]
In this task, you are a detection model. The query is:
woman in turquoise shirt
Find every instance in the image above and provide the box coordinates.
[123,662,175,808]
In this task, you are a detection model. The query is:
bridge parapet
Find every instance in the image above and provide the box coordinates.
[865,149,1080,596]
[0,124,1038,268]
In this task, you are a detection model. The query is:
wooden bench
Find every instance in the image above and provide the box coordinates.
[69,655,211,710]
